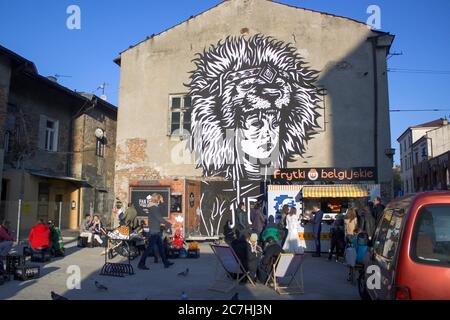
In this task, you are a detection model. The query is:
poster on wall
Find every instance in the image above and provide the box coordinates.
[267,187,302,223]
[199,181,263,237]
[130,188,170,218]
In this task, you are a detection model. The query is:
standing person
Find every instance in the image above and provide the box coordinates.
[122,203,138,230]
[311,204,324,257]
[283,207,303,254]
[0,220,14,259]
[279,204,290,247]
[235,202,248,237]
[138,193,174,270]
[344,208,358,244]
[328,213,345,261]
[372,197,385,223]
[250,202,265,235]
[113,198,124,227]
[360,206,376,240]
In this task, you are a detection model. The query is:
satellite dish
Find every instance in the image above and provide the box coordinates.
[95,128,104,139]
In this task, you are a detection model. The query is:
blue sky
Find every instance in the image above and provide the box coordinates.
[1,0,449,165]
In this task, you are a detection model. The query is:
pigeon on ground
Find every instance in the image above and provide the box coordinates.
[231,292,239,300]
[177,268,189,276]
[51,291,68,300]
[94,280,108,291]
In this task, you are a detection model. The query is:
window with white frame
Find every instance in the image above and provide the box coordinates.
[44,119,58,151]
[169,94,192,136]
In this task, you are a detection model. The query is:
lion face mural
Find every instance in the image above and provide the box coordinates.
[188,34,322,181]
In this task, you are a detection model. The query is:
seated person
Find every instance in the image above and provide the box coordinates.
[248,233,262,280]
[352,231,369,264]
[171,228,184,250]
[0,220,14,260]
[91,215,105,246]
[261,216,281,243]
[79,214,105,247]
[231,230,259,282]
[48,221,65,257]
[258,236,284,283]
[28,219,51,251]
[79,214,94,246]
[223,219,235,245]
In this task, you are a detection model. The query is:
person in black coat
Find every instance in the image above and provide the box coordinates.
[372,197,385,223]
[328,213,345,261]
[257,236,284,283]
[230,230,258,281]
[223,219,235,245]
[311,204,324,257]
[138,194,174,270]
[235,202,249,238]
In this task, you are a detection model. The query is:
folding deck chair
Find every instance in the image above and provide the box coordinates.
[209,244,256,293]
[265,253,304,295]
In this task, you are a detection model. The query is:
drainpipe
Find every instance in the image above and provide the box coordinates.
[368,36,380,184]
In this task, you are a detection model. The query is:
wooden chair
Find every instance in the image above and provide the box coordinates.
[209,244,256,293]
[265,253,304,295]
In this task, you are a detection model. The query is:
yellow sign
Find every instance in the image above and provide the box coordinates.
[23,202,31,215]
[298,232,331,241]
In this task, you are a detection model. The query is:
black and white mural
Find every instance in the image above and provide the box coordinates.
[186,34,323,235]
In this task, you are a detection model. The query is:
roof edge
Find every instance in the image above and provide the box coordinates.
[113,0,387,65]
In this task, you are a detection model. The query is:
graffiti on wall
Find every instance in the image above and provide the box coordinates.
[186,35,323,235]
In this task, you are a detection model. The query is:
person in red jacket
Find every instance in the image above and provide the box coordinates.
[28,219,51,249]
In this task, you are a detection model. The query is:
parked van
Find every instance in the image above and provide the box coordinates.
[359,192,450,300]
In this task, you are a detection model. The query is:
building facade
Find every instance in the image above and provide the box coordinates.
[114,0,394,238]
[397,118,447,194]
[411,120,450,192]
[0,45,117,239]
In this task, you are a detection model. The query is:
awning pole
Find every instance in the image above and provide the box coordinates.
[16,199,22,243]
[58,202,62,230]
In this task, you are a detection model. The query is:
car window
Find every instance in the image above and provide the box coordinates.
[411,204,450,267]
[373,210,393,256]
[373,209,405,260]
[381,209,405,259]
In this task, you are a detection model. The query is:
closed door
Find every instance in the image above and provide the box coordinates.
[37,183,50,222]
[54,194,63,227]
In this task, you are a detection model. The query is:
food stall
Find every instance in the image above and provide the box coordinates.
[267,183,379,253]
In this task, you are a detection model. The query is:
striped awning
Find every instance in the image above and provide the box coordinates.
[268,185,304,191]
[302,184,369,198]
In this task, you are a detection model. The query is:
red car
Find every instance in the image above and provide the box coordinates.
[359,191,450,300]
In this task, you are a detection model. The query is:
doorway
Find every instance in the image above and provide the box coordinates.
[37,183,50,222]
[54,194,63,228]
